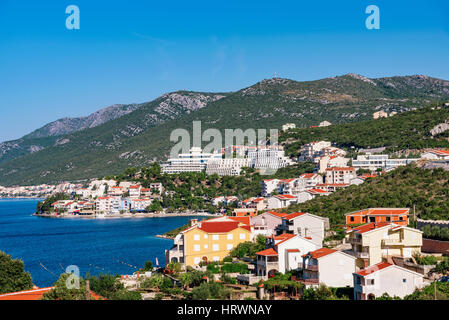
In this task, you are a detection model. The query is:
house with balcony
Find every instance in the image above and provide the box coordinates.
[129,185,141,198]
[250,211,288,236]
[266,194,298,209]
[301,248,356,287]
[346,222,422,268]
[165,219,252,267]
[276,212,329,245]
[261,179,280,196]
[325,167,356,184]
[353,262,424,300]
[255,233,321,278]
[345,208,409,227]
[296,188,330,204]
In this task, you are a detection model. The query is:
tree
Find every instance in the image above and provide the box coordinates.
[179,273,193,290]
[42,273,89,300]
[143,260,153,272]
[0,251,33,294]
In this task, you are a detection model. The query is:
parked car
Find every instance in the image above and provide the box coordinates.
[437,276,449,282]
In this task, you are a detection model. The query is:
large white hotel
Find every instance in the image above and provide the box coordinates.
[161,145,294,176]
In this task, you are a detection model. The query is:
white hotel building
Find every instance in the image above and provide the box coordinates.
[161,147,223,174]
[352,154,420,171]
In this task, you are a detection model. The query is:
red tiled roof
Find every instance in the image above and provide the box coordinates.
[267,211,288,218]
[356,262,392,276]
[307,188,329,194]
[129,185,140,189]
[300,173,316,179]
[325,167,355,171]
[352,222,391,234]
[228,216,250,225]
[199,221,240,233]
[0,287,54,300]
[304,247,337,259]
[274,233,296,241]
[346,208,409,217]
[275,194,297,200]
[256,248,278,256]
[284,212,306,220]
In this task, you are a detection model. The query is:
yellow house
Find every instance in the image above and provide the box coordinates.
[346,222,422,268]
[165,218,253,267]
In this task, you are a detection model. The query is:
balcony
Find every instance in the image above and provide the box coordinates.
[348,237,362,245]
[354,251,370,259]
[304,264,318,271]
[382,238,403,246]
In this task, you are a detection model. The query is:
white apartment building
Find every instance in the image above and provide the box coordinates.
[130,198,153,211]
[421,149,449,160]
[261,179,280,196]
[206,158,249,176]
[325,167,356,184]
[276,212,329,245]
[352,154,420,171]
[95,197,120,214]
[317,155,350,173]
[247,146,294,170]
[161,147,223,174]
[300,141,332,160]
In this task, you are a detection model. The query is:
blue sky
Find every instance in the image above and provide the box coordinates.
[0,0,448,142]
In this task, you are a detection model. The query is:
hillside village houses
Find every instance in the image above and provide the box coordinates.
[353,263,424,300]
[282,123,296,131]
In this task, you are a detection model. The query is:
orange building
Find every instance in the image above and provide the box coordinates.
[345,208,409,227]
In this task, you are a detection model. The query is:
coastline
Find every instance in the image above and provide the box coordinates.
[33,212,218,220]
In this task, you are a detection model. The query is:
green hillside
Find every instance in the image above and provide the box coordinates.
[284,165,449,225]
[1,74,449,186]
[281,104,449,156]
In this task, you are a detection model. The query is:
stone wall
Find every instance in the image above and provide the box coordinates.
[422,238,449,254]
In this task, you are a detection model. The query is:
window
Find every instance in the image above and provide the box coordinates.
[240,233,246,240]
[367,279,375,285]
[213,256,220,262]
[193,234,200,241]
[369,217,375,223]
[204,244,208,249]
[386,217,391,222]
[213,244,219,251]
[399,217,403,221]
[227,244,233,250]
[227,234,233,240]
[204,234,208,239]
[212,235,219,240]
[350,217,355,222]
[194,245,201,252]
[194,257,201,264]
[403,278,406,283]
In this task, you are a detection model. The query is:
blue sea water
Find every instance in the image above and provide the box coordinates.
[0,199,197,287]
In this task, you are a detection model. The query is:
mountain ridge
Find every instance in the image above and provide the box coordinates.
[1,73,449,186]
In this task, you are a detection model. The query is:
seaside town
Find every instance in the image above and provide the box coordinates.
[3,120,449,301]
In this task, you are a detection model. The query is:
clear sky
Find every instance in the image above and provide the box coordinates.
[1,0,448,142]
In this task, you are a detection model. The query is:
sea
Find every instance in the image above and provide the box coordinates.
[0,198,198,287]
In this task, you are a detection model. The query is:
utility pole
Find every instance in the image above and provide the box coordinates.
[413,205,416,228]
[434,280,437,300]
[86,280,91,300]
